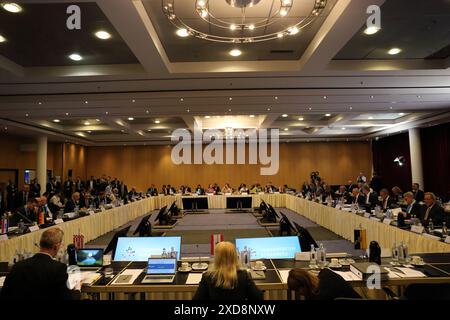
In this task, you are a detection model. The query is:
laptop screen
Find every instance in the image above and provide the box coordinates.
[146,258,177,275]
[77,249,104,267]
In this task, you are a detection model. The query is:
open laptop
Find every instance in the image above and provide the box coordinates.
[141,258,177,284]
[76,248,104,269]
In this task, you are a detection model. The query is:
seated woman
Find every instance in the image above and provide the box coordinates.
[206,184,216,194]
[287,268,360,300]
[239,184,249,194]
[193,242,263,301]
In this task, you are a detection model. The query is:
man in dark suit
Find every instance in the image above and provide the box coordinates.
[402,192,423,219]
[11,199,37,226]
[378,188,396,212]
[86,176,96,192]
[15,184,34,209]
[63,178,73,199]
[346,188,365,205]
[412,183,425,202]
[46,177,57,195]
[64,192,80,213]
[362,184,378,211]
[0,228,81,300]
[421,192,445,227]
[74,177,84,193]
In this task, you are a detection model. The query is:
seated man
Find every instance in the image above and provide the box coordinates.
[362,184,378,210]
[147,184,158,196]
[335,185,348,200]
[196,184,205,195]
[0,228,81,300]
[346,188,365,206]
[222,183,233,194]
[411,183,425,202]
[402,191,422,219]
[378,188,396,212]
[64,192,80,213]
[12,198,37,226]
[49,191,64,215]
[421,192,445,227]
[79,192,94,209]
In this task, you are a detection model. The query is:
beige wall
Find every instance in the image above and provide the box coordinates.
[86,142,372,191]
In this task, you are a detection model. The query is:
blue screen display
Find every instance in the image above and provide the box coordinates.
[146,258,177,274]
[114,237,181,261]
[235,236,301,259]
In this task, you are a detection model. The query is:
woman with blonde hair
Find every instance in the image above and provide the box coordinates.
[193,241,262,300]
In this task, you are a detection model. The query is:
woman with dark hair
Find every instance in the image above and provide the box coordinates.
[287,268,360,300]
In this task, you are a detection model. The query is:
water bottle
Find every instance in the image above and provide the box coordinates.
[443,222,448,236]
[319,243,326,266]
[402,243,409,264]
[391,242,399,263]
[162,248,167,258]
[428,219,434,233]
[398,242,405,264]
[309,244,317,266]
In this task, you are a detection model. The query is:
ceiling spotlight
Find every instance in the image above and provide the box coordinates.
[341,127,346,130]
[368,116,373,120]
[95,30,111,40]
[275,96,278,100]
[229,97,233,101]
[84,101,88,104]
[53,119,60,123]
[105,111,109,115]
[1,3,22,13]
[277,33,284,38]
[267,107,271,111]
[69,53,83,61]
[349,106,353,110]
[370,95,374,99]
[180,98,184,102]
[128,117,134,121]
[364,26,380,35]
[204,116,211,119]
[323,95,327,99]
[394,156,405,167]
[249,115,255,118]
[248,24,255,30]
[84,121,91,126]
[0,35,6,43]
[176,28,190,37]
[388,48,402,55]
[229,49,242,57]
[282,114,288,118]
[186,109,190,112]
[87,131,92,133]
[279,8,288,17]
[325,113,331,117]
[230,24,237,30]
[287,26,299,35]
[146,110,150,114]
[95,119,100,122]
[66,113,70,116]
[298,117,304,121]
[284,128,289,131]
[154,120,161,124]
[38,102,42,105]
[398,113,405,116]
[25,113,29,117]
[197,0,206,7]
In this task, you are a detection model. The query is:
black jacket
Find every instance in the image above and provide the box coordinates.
[309,269,360,300]
[193,270,263,300]
[0,253,80,300]
[378,196,396,211]
[413,190,425,202]
[404,201,423,218]
[420,204,446,227]
[64,199,79,213]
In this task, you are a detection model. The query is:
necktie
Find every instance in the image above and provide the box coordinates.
[424,206,432,221]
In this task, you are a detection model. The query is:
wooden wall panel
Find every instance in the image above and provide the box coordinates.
[86,142,372,191]
[62,143,87,181]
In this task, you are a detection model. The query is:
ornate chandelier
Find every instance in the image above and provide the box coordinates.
[162,0,327,43]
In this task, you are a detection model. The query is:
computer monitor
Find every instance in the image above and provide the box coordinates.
[133,214,152,237]
[146,258,177,275]
[104,225,131,257]
[226,196,252,210]
[76,248,104,267]
[279,212,298,236]
[235,236,301,260]
[113,236,181,261]
[181,197,209,210]
[155,205,168,224]
[293,222,318,251]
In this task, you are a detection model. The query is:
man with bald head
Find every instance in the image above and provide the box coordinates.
[1,228,81,300]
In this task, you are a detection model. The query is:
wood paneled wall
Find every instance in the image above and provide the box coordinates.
[62,143,87,181]
[86,142,373,191]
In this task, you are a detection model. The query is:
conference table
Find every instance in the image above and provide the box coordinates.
[1,193,448,263]
[80,253,450,300]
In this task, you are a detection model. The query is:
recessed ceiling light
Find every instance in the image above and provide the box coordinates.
[84,121,91,126]
[308,107,312,111]
[228,108,232,112]
[95,30,111,40]
[154,120,160,124]
[325,113,331,117]
[230,24,237,30]
[349,106,353,110]
[279,8,288,17]
[368,116,373,120]
[229,97,233,101]
[341,127,346,130]
[298,117,304,121]
[53,119,60,123]
[0,35,6,43]
[364,26,380,35]
[1,3,22,13]
[229,49,242,57]
[186,109,190,112]
[148,129,152,132]
[84,101,88,104]
[370,95,374,99]
[204,115,210,119]
[66,113,70,116]
[417,95,422,98]
[132,99,136,103]
[323,96,327,99]
[95,119,100,122]
[284,128,289,131]
[282,114,288,118]
[176,28,190,37]
[398,113,405,116]
[287,26,299,35]
[105,111,109,115]
[267,107,271,111]
[128,117,134,121]
[249,115,255,118]
[87,131,92,133]
[25,113,29,117]
[388,48,402,55]
[38,102,42,105]
[248,24,255,30]
[275,96,278,100]
[69,53,83,61]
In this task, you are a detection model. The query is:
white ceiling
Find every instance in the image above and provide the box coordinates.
[0,0,449,145]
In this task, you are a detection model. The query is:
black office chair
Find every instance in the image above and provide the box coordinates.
[383,283,450,300]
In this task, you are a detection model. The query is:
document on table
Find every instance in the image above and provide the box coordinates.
[111,269,143,285]
[389,267,426,278]
[0,276,5,288]
[186,273,203,285]
[384,268,401,279]
[278,269,291,283]
[81,271,102,285]
[331,270,361,281]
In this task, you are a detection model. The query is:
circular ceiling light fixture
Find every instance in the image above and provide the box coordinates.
[1,2,22,13]
[95,30,111,40]
[69,53,83,61]
[0,34,6,43]
[163,0,327,43]
[229,49,242,57]
[388,47,402,55]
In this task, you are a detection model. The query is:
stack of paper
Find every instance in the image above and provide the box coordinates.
[278,269,291,283]
[186,273,203,285]
[111,269,143,285]
[388,267,426,278]
[81,271,102,285]
[331,270,361,281]
[0,276,6,287]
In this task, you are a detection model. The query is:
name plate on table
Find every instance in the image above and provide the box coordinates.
[54,219,64,225]
[0,234,8,241]
[445,236,450,244]
[29,225,40,232]
[370,217,381,222]
[383,218,393,225]
[225,193,232,196]
[364,212,371,218]
[101,207,106,212]
[411,225,424,234]
[295,252,311,261]
[89,210,95,215]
